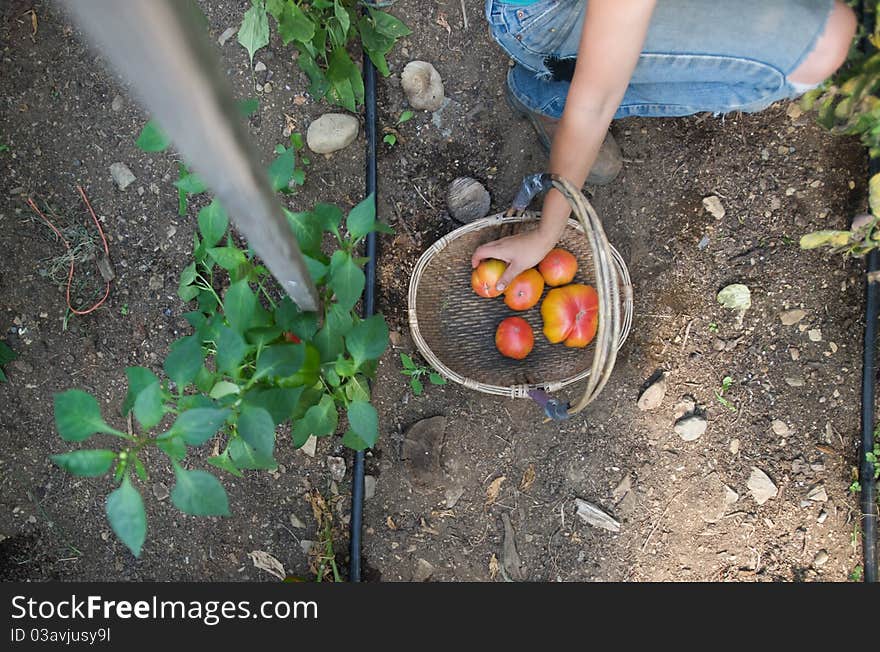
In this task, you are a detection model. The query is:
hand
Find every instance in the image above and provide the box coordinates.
[471,227,557,293]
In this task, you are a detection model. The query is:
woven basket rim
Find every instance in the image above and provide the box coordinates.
[407,211,633,398]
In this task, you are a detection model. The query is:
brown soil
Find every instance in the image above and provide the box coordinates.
[0,0,871,582]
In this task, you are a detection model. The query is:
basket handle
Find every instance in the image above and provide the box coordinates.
[507,174,622,414]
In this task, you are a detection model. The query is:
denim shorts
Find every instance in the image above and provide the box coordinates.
[486,0,835,119]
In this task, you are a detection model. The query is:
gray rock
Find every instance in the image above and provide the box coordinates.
[289,513,306,529]
[299,435,317,458]
[747,467,778,505]
[262,82,273,93]
[674,414,707,441]
[306,113,359,154]
[152,482,169,501]
[673,395,696,420]
[218,26,237,46]
[784,376,805,387]
[401,61,444,111]
[327,456,346,482]
[779,309,806,326]
[444,484,464,508]
[702,195,725,219]
[412,558,434,582]
[254,61,267,72]
[771,419,791,436]
[110,162,136,190]
[637,373,667,411]
[446,177,490,223]
[807,485,828,502]
[807,328,823,342]
[574,498,620,533]
[111,94,124,112]
[148,274,163,291]
[813,549,829,567]
[300,540,314,555]
[364,475,377,500]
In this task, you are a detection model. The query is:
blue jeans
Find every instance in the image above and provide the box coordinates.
[486,0,835,119]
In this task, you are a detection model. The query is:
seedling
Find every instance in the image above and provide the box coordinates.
[383,134,397,147]
[708,322,719,333]
[714,375,736,412]
[400,353,445,395]
[0,341,16,382]
[120,304,129,316]
[397,110,414,125]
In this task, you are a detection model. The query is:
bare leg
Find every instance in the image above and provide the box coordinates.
[789,0,857,86]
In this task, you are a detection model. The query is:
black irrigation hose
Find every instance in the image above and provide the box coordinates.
[858,0,878,584]
[348,34,379,583]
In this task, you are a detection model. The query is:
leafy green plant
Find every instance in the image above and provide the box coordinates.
[397,110,414,125]
[801,2,880,255]
[849,564,864,581]
[0,341,16,382]
[714,375,736,412]
[52,185,393,556]
[399,353,445,396]
[240,0,410,112]
[382,133,397,147]
[0,143,9,153]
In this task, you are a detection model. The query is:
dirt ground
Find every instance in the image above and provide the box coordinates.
[0,0,872,582]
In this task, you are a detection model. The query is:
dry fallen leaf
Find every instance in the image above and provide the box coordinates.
[292,94,308,106]
[386,515,397,530]
[485,475,506,506]
[436,12,451,34]
[248,550,285,581]
[520,464,536,492]
[488,553,500,580]
[431,509,455,519]
[420,517,439,535]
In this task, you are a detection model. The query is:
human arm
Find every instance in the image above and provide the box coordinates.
[471,0,656,291]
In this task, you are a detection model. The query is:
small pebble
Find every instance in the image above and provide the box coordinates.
[110,162,136,190]
[702,195,725,219]
[807,328,822,342]
[254,61,267,72]
[779,309,806,326]
[729,438,741,454]
[771,419,791,436]
[813,550,829,567]
[218,26,237,46]
[674,414,707,441]
[111,94,124,111]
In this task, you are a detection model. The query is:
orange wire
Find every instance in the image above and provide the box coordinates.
[26,185,111,315]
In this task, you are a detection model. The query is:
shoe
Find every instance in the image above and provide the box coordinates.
[504,79,623,186]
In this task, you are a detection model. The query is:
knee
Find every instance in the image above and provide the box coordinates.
[790,0,857,85]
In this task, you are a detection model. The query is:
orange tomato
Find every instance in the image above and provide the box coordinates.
[538,248,578,287]
[495,316,534,360]
[541,284,599,348]
[503,268,545,311]
[471,259,508,298]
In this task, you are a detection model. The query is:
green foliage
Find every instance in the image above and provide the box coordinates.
[399,353,446,396]
[0,340,16,383]
[51,188,394,556]
[803,3,880,255]
[714,375,736,413]
[241,0,410,110]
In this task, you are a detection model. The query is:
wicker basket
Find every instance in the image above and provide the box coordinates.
[407,176,633,414]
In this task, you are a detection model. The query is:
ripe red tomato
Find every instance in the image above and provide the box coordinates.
[503,268,545,311]
[471,259,507,298]
[541,284,599,348]
[495,316,534,360]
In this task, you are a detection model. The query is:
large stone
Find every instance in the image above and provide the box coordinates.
[446,177,490,223]
[747,467,778,505]
[674,414,707,441]
[637,373,667,411]
[403,416,446,481]
[306,113,359,154]
[401,61,445,111]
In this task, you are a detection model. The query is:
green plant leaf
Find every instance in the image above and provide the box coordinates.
[134,456,148,482]
[370,9,411,38]
[278,1,315,44]
[383,134,396,146]
[269,147,296,191]
[283,208,322,257]
[329,251,365,312]
[238,404,276,456]
[243,386,303,425]
[174,169,207,194]
[245,326,282,348]
[51,449,116,477]
[238,0,269,65]
[313,203,343,234]
[265,0,285,21]
[345,400,378,449]
[344,375,371,403]
[215,326,249,375]
[398,110,414,124]
[254,343,305,381]
[171,408,230,446]
[228,437,277,470]
[157,432,187,461]
[106,475,147,557]
[54,390,124,442]
[133,381,165,431]
[164,335,204,389]
[303,255,329,284]
[429,372,446,385]
[208,246,248,272]
[122,367,160,417]
[207,450,244,478]
[346,193,376,240]
[135,120,170,152]
[345,314,388,366]
[171,465,230,517]
[209,381,240,400]
[334,0,351,33]
[198,200,228,247]
[292,394,337,446]
[275,298,319,340]
[400,353,415,370]
[224,280,258,333]
[411,377,423,395]
[237,97,260,117]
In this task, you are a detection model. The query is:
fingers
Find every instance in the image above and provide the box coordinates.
[495,262,524,293]
[471,242,503,268]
